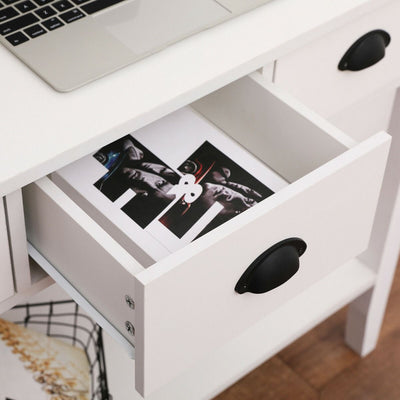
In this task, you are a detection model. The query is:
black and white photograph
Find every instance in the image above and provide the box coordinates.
[52,108,288,258]
[3,2,399,399]
[93,135,180,228]
[159,141,274,239]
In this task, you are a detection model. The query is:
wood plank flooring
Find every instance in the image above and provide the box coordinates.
[214,262,400,400]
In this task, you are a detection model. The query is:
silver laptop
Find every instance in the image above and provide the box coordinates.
[0,0,271,91]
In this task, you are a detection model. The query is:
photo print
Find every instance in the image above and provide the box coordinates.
[92,137,275,246]
[159,141,274,239]
[52,107,288,261]
[93,135,180,228]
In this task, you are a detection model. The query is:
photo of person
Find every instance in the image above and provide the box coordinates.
[54,107,287,260]
[93,135,180,228]
[159,141,274,239]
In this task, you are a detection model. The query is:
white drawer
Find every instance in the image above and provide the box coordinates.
[274,0,400,118]
[22,72,390,397]
[0,200,15,303]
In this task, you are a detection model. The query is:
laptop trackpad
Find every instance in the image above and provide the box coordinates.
[94,0,231,55]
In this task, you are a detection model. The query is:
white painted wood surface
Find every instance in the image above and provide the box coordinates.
[260,62,275,81]
[134,132,390,396]
[0,200,14,303]
[0,0,397,397]
[274,0,400,118]
[2,258,376,400]
[193,73,354,183]
[0,0,391,198]
[22,73,391,395]
[329,82,398,142]
[27,244,135,357]
[345,89,400,355]
[4,190,31,291]
[0,258,53,315]
[104,259,376,400]
[22,178,142,349]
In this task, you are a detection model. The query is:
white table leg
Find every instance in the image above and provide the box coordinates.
[346,89,400,356]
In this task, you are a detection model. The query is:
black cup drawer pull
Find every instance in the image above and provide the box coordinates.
[338,30,391,71]
[235,238,307,294]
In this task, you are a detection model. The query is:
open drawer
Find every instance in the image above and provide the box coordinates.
[22,72,390,397]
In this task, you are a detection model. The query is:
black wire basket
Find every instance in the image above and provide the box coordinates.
[8,299,112,400]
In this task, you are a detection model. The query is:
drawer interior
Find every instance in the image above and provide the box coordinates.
[193,72,355,183]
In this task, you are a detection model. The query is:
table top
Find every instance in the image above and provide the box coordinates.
[0,0,382,197]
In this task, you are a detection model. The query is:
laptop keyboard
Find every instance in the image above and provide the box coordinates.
[0,0,126,46]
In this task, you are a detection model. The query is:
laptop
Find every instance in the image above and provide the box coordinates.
[0,0,272,91]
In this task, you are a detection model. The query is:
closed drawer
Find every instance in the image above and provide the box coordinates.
[275,0,400,118]
[0,200,15,303]
[22,72,390,397]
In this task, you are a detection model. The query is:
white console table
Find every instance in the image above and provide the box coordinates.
[1,0,399,398]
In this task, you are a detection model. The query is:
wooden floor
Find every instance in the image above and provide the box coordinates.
[214,262,400,400]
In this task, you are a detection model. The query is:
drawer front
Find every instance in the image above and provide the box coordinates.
[0,200,15,303]
[275,0,400,118]
[134,76,390,396]
[24,75,391,397]
[134,134,389,396]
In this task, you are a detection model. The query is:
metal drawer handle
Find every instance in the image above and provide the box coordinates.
[235,238,307,294]
[338,30,391,71]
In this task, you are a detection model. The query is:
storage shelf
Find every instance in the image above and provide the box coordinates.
[102,258,376,400]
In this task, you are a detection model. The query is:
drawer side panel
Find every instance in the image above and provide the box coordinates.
[193,74,351,183]
[23,178,140,347]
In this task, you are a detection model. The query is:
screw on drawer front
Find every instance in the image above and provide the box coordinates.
[125,321,135,336]
[125,295,135,310]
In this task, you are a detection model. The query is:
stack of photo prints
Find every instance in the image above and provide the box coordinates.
[53,108,288,264]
